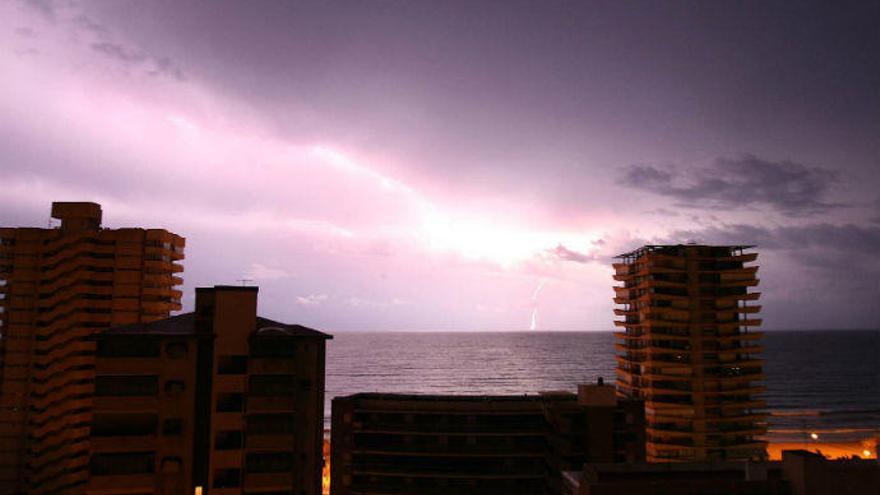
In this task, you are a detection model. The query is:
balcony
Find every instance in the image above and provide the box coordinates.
[244,472,294,490]
[247,396,296,412]
[246,433,295,450]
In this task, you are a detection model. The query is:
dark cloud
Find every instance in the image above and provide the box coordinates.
[14,27,36,38]
[871,199,880,225]
[550,244,595,264]
[91,42,184,80]
[91,41,147,63]
[668,222,880,268]
[24,0,55,22]
[619,154,843,217]
[72,14,107,37]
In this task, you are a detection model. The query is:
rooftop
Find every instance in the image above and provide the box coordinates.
[96,312,331,339]
[615,244,755,261]
[337,392,577,402]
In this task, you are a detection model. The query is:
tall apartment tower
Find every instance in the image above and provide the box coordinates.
[612,244,766,462]
[0,202,184,494]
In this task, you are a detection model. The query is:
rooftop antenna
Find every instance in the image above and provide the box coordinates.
[236,278,253,287]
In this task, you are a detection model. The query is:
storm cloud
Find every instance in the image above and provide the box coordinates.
[620,155,843,217]
[2,0,879,330]
[667,223,880,259]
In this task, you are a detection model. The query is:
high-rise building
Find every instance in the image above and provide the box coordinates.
[0,202,185,494]
[331,383,645,495]
[612,244,766,462]
[87,285,331,495]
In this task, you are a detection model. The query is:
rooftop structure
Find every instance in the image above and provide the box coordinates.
[612,244,766,462]
[0,202,184,494]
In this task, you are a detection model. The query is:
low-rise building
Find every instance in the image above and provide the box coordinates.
[562,450,880,495]
[331,382,644,495]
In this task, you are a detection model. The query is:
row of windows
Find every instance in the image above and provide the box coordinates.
[91,413,183,437]
[90,452,299,478]
[96,344,297,362]
[96,339,187,358]
[89,452,182,476]
[94,374,311,398]
[213,453,297,487]
[213,415,298,448]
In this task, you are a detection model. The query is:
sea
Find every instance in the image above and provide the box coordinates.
[324,330,880,444]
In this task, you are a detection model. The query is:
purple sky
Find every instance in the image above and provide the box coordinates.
[2,1,879,330]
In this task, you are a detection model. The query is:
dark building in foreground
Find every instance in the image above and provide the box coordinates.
[562,450,880,495]
[0,202,184,495]
[331,383,645,495]
[613,244,766,462]
[88,286,331,495]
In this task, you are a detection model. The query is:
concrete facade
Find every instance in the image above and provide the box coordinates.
[613,244,766,462]
[0,202,184,494]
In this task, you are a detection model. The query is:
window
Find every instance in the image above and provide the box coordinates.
[214,430,243,450]
[165,341,188,359]
[249,375,295,396]
[246,414,295,435]
[218,355,248,375]
[94,375,159,397]
[91,413,158,437]
[216,393,244,412]
[213,469,241,488]
[96,339,160,358]
[250,339,296,357]
[164,380,185,394]
[162,418,183,436]
[246,453,293,473]
[89,452,155,476]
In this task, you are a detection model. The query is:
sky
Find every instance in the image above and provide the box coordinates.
[2,0,878,331]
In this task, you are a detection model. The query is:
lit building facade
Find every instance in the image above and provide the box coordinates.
[0,202,184,494]
[89,286,331,495]
[331,383,645,495]
[613,244,766,462]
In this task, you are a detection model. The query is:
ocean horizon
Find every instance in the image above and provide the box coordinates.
[324,329,880,444]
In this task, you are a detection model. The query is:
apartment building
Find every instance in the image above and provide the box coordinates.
[331,383,645,495]
[0,202,184,494]
[88,285,331,495]
[612,244,766,462]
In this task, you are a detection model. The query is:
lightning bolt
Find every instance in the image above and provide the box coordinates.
[530,280,546,331]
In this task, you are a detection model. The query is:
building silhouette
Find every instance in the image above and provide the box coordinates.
[88,285,332,495]
[0,202,184,494]
[331,383,645,495]
[612,244,766,462]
